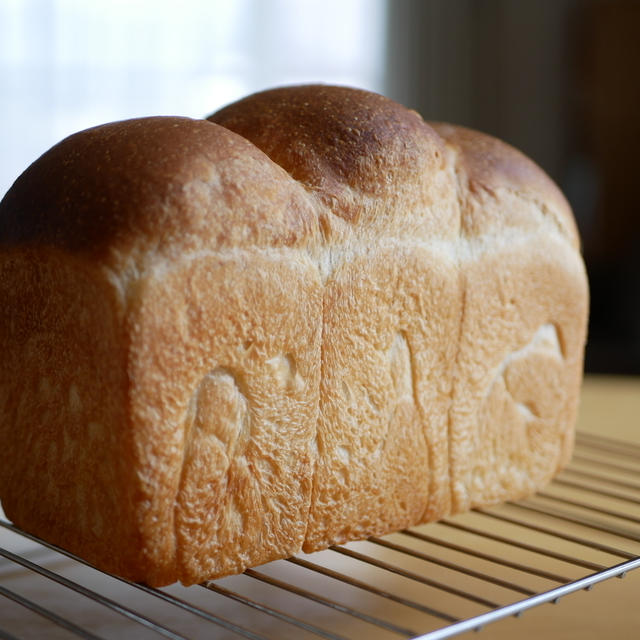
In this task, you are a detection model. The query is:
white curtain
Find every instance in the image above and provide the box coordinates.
[0,0,387,196]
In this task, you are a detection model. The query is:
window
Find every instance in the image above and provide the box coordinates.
[0,0,387,195]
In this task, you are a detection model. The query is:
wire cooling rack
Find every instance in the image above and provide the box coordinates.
[1,430,639,640]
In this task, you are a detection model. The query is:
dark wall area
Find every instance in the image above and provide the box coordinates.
[385,0,640,374]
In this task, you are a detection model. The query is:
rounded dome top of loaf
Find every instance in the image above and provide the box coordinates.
[0,85,579,261]
[209,84,446,225]
[0,116,318,258]
[431,122,579,246]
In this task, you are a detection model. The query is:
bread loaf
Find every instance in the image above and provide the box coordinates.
[0,85,588,586]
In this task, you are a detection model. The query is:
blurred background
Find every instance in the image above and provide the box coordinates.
[1,0,638,375]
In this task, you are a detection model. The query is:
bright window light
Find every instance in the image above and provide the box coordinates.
[0,0,387,196]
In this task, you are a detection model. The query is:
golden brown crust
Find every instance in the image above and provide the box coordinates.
[0,85,588,586]
[209,85,450,238]
[0,117,319,258]
[303,245,461,552]
[0,248,149,579]
[210,86,435,200]
[430,122,580,247]
[127,250,322,584]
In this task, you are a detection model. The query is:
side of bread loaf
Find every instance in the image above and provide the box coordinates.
[0,86,588,586]
[431,123,587,514]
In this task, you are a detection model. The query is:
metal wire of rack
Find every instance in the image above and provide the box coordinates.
[1,430,639,640]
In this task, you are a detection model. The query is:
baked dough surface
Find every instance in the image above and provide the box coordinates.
[0,85,588,585]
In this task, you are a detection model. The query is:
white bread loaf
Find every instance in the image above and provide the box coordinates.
[0,85,588,586]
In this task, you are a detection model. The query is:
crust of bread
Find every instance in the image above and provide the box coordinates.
[0,85,588,586]
[428,123,587,512]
